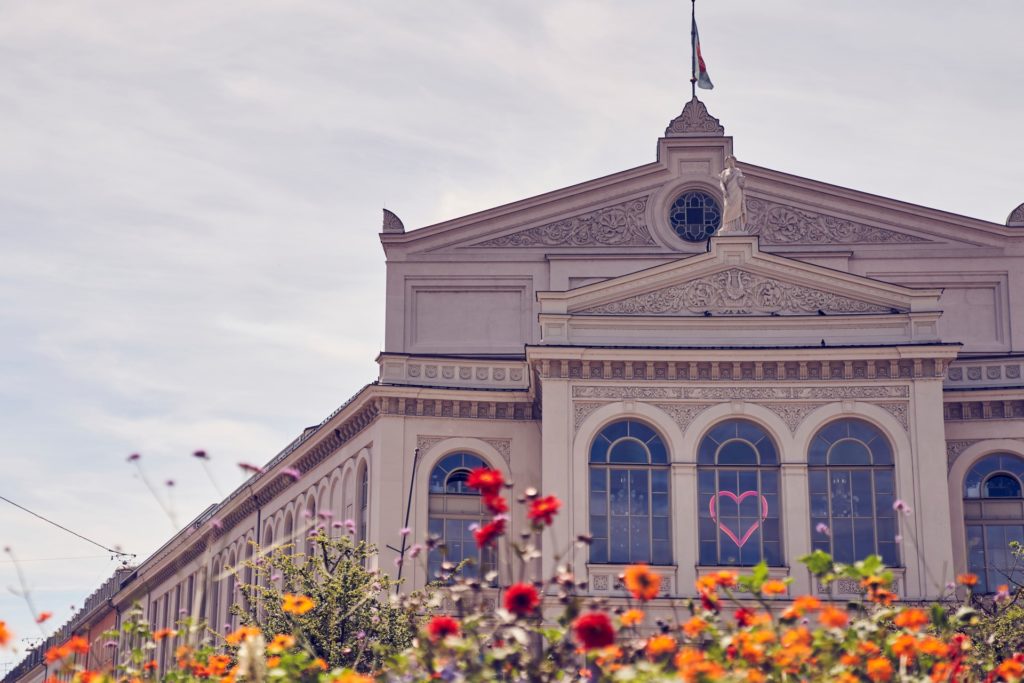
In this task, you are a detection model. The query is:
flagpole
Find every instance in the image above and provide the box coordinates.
[690,0,697,99]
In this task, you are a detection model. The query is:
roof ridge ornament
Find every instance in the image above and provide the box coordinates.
[382,208,405,233]
[1007,202,1024,227]
[664,96,724,138]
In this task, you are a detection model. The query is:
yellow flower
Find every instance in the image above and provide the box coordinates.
[619,609,644,627]
[622,564,661,601]
[225,626,261,645]
[281,593,315,615]
[266,634,296,654]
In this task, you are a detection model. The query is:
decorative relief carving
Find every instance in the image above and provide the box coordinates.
[592,574,610,591]
[878,403,909,430]
[947,440,981,466]
[416,435,447,455]
[652,403,712,429]
[571,385,910,400]
[746,198,929,245]
[1008,203,1024,227]
[482,438,512,464]
[665,96,725,137]
[579,268,891,316]
[762,403,828,432]
[987,366,1003,380]
[948,367,963,381]
[1008,365,1022,380]
[510,368,524,381]
[475,198,655,248]
[574,402,607,430]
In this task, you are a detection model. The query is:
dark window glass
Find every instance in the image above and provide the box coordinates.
[963,454,1024,592]
[589,420,671,565]
[669,191,721,242]
[428,452,496,582]
[807,419,898,565]
[697,419,782,566]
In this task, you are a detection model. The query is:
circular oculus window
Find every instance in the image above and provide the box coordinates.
[669,190,721,242]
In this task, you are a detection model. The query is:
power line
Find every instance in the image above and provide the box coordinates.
[0,555,111,564]
[0,494,133,558]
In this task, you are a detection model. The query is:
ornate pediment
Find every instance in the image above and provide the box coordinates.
[577,268,892,316]
[747,198,930,245]
[664,97,725,137]
[473,197,655,248]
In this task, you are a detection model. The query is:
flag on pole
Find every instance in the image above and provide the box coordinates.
[692,15,714,90]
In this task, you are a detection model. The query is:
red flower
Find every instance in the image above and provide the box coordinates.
[483,494,508,515]
[467,468,504,496]
[473,518,506,548]
[527,495,562,526]
[427,615,461,642]
[504,583,540,617]
[573,612,616,651]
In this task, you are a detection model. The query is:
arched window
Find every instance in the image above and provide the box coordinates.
[427,452,497,580]
[808,418,898,566]
[963,453,1024,593]
[698,420,781,566]
[588,419,671,565]
[358,463,369,543]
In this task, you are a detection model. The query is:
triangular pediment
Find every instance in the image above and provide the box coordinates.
[535,236,945,347]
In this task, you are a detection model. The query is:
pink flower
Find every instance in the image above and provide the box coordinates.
[815,523,830,537]
[893,499,912,515]
[400,527,411,537]
[281,467,301,481]
[409,544,423,558]
[239,462,264,474]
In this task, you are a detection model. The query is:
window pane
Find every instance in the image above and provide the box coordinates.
[832,518,854,563]
[609,438,649,463]
[610,517,629,563]
[590,538,608,564]
[651,469,669,493]
[652,492,669,517]
[590,489,607,516]
[718,440,758,465]
[629,470,649,515]
[830,439,871,465]
[648,437,668,464]
[601,421,629,442]
[590,515,607,539]
[851,470,874,516]
[652,516,670,541]
[610,470,629,515]
[630,517,650,562]
[985,475,1022,498]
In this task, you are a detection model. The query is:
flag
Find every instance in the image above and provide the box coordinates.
[692,16,713,90]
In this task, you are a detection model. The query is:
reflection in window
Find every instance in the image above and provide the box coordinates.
[698,420,781,566]
[588,420,671,565]
[808,419,898,566]
[427,452,496,581]
[358,464,368,543]
[963,454,1024,593]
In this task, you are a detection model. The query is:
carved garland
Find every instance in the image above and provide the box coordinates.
[579,268,891,316]
[474,197,655,248]
[746,198,929,245]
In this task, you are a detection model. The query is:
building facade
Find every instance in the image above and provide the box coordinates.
[8,97,1024,682]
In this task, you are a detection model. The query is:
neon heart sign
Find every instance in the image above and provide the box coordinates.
[709,490,768,548]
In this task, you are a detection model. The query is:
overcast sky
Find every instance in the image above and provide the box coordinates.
[1,0,1022,664]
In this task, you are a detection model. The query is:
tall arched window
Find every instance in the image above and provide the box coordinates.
[358,463,369,543]
[698,419,781,566]
[808,418,898,566]
[963,453,1024,593]
[589,419,671,565]
[427,452,497,580]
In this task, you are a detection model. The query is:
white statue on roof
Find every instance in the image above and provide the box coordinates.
[718,155,748,234]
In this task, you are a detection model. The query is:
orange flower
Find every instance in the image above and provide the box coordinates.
[781,627,811,648]
[35,612,53,624]
[175,645,192,660]
[225,626,261,645]
[996,656,1024,682]
[712,570,739,588]
[894,608,929,631]
[782,595,821,620]
[682,616,708,638]
[0,621,10,648]
[858,641,882,656]
[143,660,158,672]
[867,588,897,606]
[675,647,725,682]
[761,579,787,595]
[866,657,894,682]
[892,633,918,660]
[153,628,175,641]
[67,636,90,654]
[840,653,861,667]
[820,606,850,629]
[646,634,677,659]
[861,575,888,590]
[281,593,315,615]
[45,645,70,664]
[266,657,281,668]
[207,654,232,676]
[746,667,767,683]
[956,573,979,587]
[918,636,948,658]
[330,673,374,683]
[77,671,100,683]
[619,609,644,627]
[267,634,296,654]
[835,673,859,683]
[931,662,953,683]
[311,657,329,671]
[622,564,661,602]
